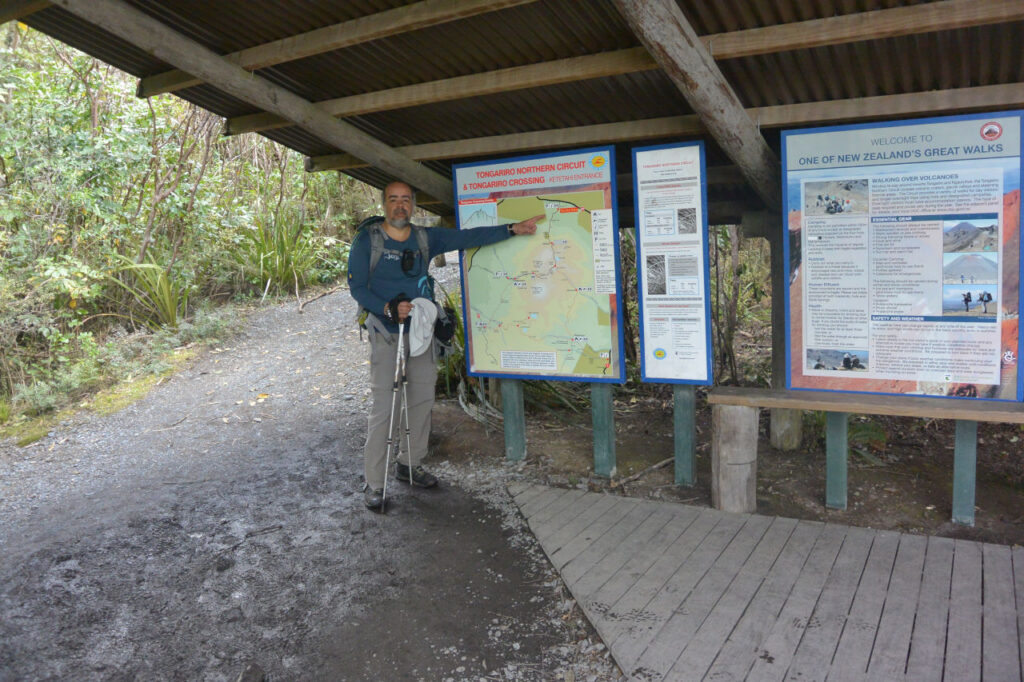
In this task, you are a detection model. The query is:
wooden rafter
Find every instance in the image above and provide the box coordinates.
[305,83,1024,172]
[52,0,455,206]
[136,0,538,98]
[0,0,51,24]
[613,0,780,208]
[224,0,1023,136]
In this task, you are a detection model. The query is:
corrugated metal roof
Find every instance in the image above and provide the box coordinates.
[19,0,1024,212]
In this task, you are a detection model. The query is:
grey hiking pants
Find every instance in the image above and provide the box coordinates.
[363,326,436,491]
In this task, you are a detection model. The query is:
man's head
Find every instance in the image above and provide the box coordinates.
[383,181,415,229]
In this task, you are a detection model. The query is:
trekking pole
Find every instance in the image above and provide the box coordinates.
[381,320,406,512]
[398,319,413,480]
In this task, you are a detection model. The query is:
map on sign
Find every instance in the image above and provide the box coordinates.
[453,148,624,382]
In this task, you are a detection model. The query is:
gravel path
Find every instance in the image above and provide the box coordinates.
[0,277,623,681]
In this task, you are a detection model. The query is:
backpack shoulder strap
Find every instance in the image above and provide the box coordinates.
[411,225,431,271]
[365,219,386,277]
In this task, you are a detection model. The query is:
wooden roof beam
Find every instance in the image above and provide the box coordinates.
[225,0,1022,136]
[136,0,538,98]
[619,1,780,207]
[53,0,454,206]
[305,83,1024,172]
[1,0,51,24]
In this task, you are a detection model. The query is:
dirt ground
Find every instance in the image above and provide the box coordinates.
[3,287,1024,682]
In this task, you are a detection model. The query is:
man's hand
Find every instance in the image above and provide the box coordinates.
[509,214,545,236]
[386,295,412,323]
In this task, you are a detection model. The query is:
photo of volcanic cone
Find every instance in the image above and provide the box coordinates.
[942,252,998,284]
[943,219,998,252]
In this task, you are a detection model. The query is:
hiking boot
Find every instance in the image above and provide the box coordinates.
[364,486,384,511]
[395,463,438,488]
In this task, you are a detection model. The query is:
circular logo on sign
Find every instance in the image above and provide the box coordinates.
[980,121,1003,141]
[653,348,666,359]
[591,155,606,169]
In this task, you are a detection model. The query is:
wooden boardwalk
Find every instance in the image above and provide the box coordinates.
[509,483,1024,682]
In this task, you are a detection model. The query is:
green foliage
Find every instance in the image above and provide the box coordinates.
[107,255,189,330]
[807,411,888,464]
[0,27,373,423]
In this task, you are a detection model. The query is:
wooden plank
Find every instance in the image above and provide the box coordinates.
[825,412,848,510]
[982,543,1021,682]
[673,384,696,486]
[533,492,620,547]
[529,488,606,541]
[580,506,703,616]
[541,495,631,567]
[54,0,455,205]
[828,531,901,679]
[777,526,875,681]
[944,539,983,682]
[137,0,538,96]
[663,517,800,680]
[605,511,743,666]
[905,536,955,681]
[952,419,978,525]
[566,507,678,600]
[866,533,928,679]
[703,520,825,682]
[307,83,1024,172]
[591,383,616,478]
[612,0,781,209]
[528,488,588,528]
[710,0,1024,59]
[616,515,772,674]
[560,502,658,581]
[510,482,548,506]
[517,486,564,520]
[225,47,656,134]
[0,0,49,24]
[505,480,531,498]
[708,386,1024,424]
[501,379,526,462]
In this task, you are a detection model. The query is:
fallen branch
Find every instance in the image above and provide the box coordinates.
[611,457,673,488]
[298,285,343,313]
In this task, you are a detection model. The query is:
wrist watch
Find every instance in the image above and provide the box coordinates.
[507,223,516,236]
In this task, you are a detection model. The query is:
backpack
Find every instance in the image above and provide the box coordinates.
[348,216,455,355]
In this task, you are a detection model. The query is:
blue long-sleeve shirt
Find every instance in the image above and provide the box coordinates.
[348,223,511,332]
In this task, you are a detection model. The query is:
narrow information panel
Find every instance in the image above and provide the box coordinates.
[783,112,1022,400]
[452,147,625,382]
[633,142,712,384]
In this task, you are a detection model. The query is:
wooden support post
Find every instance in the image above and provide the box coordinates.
[711,404,758,513]
[673,384,696,486]
[591,383,616,478]
[952,419,978,526]
[500,379,526,462]
[825,412,848,510]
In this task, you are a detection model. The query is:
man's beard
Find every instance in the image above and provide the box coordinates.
[388,214,410,228]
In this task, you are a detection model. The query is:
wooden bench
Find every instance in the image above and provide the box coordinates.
[706,386,1024,524]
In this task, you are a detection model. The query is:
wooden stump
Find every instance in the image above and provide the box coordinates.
[711,404,758,513]
[770,407,802,451]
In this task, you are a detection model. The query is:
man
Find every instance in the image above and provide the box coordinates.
[347,181,543,511]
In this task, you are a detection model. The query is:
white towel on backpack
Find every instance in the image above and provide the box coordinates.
[408,297,438,357]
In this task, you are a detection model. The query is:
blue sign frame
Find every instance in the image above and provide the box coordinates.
[451,145,626,384]
[631,141,713,385]
[782,110,1024,402]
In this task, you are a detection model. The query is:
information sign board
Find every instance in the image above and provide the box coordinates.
[783,111,1023,400]
[632,142,712,384]
[452,147,625,382]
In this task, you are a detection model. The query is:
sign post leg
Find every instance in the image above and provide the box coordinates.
[674,384,695,486]
[501,379,526,462]
[952,419,977,526]
[825,412,847,510]
[592,383,616,478]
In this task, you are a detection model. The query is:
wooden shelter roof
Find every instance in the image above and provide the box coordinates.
[8,0,1024,222]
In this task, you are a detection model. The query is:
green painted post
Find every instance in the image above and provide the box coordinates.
[674,384,695,486]
[952,419,977,526]
[592,383,616,477]
[825,412,848,510]
[500,379,526,462]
